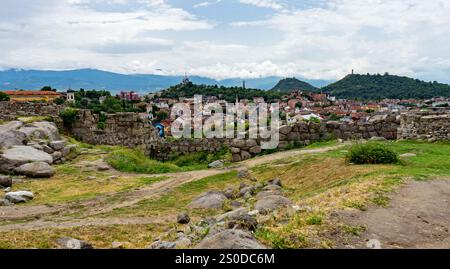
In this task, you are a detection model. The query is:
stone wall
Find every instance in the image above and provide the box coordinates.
[398,112,450,141]
[229,113,400,162]
[65,110,403,162]
[68,110,163,153]
[0,101,64,121]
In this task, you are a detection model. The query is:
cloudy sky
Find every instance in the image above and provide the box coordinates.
[1,0,450,82]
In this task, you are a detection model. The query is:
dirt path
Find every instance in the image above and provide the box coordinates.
[336,179,450,249]
[0,144,346,231]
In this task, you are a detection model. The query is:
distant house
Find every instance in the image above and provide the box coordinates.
[117,91,140,101]
[2,90,61,102]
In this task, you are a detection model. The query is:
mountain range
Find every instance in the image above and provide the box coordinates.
[0,69,332,93]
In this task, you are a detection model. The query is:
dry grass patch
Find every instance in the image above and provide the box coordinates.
[0,224,164,249]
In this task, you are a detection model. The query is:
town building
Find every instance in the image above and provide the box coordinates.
[1,90,61,102]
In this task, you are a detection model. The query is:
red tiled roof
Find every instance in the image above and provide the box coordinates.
[2,91,61,96]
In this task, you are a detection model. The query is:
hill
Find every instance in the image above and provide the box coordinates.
[270,77,319,93]
[159,82,282,102]
[0,69,331,93]
[322,73,450,100]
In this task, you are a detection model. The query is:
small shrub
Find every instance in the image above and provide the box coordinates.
[306,214,323,225]
[346,142,399,164]
[59,108,78,126]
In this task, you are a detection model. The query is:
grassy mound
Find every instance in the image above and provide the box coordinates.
[106,148,182,174]
[106,147,230,174]
[346,142,399,164]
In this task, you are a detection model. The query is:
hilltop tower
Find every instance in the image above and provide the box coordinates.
[182,73,190,85]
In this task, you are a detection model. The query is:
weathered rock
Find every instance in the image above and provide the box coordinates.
[42,144,55,154]
[208,160,224,168]
[195,229,266,249]
[149,240,176,249]
[0,126,28,148]
[400,153,417,158]
[177,212,191,224]
[223,187,236,199]
[226,214,258,231]
[217,207,249,222]
[267,178,282,187]
[255,190,283,200]
[369,136,387,141]
[249,146,262,154]
[241,151,252,160]
[232,154,242,162]
[56,237,93,249]
[0,199,12,206]
[5,191,34,203]
[174,237,192,248]
[0,175,13,188]
[51,151,63,161]
[111,242,125,249]
[230,200,243,208]
[239,186,256,197]
[189,191,227,209]
[49,140,66,151]
[22,121,61,141]
[0,146,53,173]
[86,176,97,180]
[14,162,55,178]
[237,169,250,179]
[262,184,282,191]
[255,195,292,213]
[96,164,110,171]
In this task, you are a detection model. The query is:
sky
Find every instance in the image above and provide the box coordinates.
[1,0,450,82]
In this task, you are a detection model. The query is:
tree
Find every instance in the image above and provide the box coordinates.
[41,86,56,92]
[0,92,10,101]
[155,110,169,122]
[54,98,65,105]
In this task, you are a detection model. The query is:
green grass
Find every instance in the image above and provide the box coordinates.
[106,147,230,175]
[106,171,239,217]
[106,148,182,174]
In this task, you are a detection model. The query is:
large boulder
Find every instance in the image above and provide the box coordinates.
[189,191,227,209]
[18,121,60,141]
[5,191,34,204]
[14,162,55,178]
[56,237,93,249]
[0,175,13,188]
[255,195,292,213]
[0,121,27,149]
[0,146,53,173]
[195,230,266,249]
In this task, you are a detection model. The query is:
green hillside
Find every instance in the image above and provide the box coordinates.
[322,73,450,100]
[270,78,319,93]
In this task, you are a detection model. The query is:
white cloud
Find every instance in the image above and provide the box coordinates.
[238,0,285,11]
[1,0,450,83]
[194,0,222,8]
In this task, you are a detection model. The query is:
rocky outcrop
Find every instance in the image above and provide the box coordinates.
[0,121,78,177]
[189,191,228,209]
[195,230,266,249]
[0,146,53,173]
[14,162,55,178]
